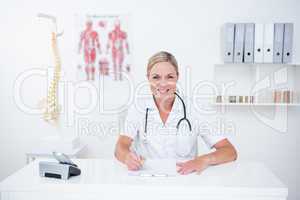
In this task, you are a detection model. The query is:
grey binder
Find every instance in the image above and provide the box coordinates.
[223,23,235,63]
[234,23,245,63]
[283,23,294,63]
[273,23,284,63]
[244,23,255,63]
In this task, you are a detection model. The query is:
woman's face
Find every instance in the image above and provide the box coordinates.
[148,61,178,100]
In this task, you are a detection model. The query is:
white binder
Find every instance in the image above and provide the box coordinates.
[283,23,294,63]
[263,23,274,63]
[244,23,255,63]
[273,23,284,63]
[254,23,264,63]
[223,23,235,63]
[234,23,245,63]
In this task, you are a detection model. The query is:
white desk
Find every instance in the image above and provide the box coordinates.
[0,159,288,200]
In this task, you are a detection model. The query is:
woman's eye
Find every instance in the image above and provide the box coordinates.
[152,76,159,79]
[168,76,174,79]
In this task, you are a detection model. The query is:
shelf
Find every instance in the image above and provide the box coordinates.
[213,103,300,106]
[215,63,300,67]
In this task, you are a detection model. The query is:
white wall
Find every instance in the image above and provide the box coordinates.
[0,0,300,199]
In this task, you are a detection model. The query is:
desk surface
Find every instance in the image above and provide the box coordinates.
[0,159,288,200]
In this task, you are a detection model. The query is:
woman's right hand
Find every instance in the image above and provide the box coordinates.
[124,152,144,171]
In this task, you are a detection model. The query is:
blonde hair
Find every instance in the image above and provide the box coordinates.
[147,51,179,76]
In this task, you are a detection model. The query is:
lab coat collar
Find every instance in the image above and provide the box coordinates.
[145,94,180,111]
[145,93,182,125]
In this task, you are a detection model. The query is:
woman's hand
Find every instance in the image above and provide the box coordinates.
[176,156,210,175]
[124,152,144,171]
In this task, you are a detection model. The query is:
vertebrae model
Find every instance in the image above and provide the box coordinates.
[44,32,61,122]
[37,13,63,123]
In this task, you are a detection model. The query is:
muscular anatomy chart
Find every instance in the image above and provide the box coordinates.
[78,20,101,81]
[106,19,130,81]
[76,15,131,81]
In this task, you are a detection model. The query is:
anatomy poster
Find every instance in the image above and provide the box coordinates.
[75,14,131,81]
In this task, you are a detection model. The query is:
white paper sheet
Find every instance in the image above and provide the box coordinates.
[128,159,177,177]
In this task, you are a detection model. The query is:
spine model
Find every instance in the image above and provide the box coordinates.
[44,32,61,122]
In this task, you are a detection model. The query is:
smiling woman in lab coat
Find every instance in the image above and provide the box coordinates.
[115,51,237,175]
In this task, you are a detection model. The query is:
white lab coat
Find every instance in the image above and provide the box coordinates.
[121,94,226,160]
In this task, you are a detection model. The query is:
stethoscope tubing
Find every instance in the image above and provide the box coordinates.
[144,92,192,137]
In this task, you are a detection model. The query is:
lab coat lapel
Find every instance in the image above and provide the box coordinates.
[165,96,182,126]
[145,95,182,128]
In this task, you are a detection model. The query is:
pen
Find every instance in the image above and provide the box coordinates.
[140,173,168,177]
[132,146,145,166]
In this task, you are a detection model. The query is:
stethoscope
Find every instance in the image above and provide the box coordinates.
[143,92,192,143]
